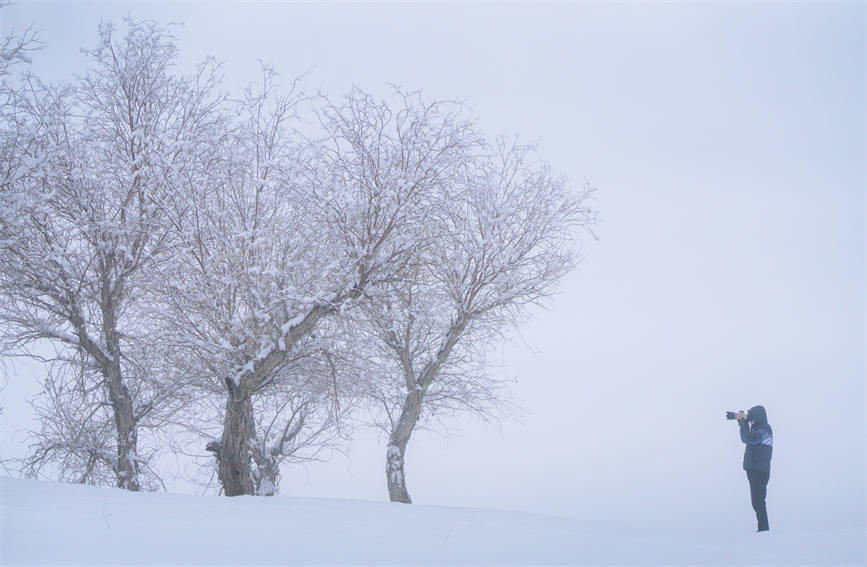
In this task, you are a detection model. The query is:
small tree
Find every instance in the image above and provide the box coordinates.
[0,19,222,490]
[361,139,597,503]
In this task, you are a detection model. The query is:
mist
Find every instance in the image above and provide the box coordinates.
[1,1,863,534]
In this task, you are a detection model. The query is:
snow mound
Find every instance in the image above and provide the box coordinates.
[1,476,863,565]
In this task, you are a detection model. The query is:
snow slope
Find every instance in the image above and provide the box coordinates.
[0,477,863,565]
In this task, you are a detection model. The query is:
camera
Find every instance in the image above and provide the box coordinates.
[726,410,747,421]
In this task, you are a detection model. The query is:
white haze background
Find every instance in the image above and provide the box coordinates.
[1,1,863,534]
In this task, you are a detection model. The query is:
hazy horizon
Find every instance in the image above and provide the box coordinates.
[1,1,863,533]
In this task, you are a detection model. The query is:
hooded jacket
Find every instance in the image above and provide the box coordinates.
[740,405,773,472]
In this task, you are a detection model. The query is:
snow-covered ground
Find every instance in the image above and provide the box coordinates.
[0,476,863,566]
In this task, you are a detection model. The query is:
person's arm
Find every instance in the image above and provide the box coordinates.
[740,421,770,445]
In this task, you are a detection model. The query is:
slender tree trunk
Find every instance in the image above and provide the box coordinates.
[386,442,411,503]
[106,365,140,491]
[98,255,141,491]
[219,380,256,496]
[386,388,424,503]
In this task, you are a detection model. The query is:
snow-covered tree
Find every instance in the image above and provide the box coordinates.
[361,139,597,503]
[2,13,597,502]
[0,19,222,490]
[152,80,480,496]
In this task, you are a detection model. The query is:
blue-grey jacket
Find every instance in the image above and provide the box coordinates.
[740,405,773,473]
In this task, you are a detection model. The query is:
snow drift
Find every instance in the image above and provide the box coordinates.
[0,476,863,565]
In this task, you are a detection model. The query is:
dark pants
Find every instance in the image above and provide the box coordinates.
[746,470,770,531]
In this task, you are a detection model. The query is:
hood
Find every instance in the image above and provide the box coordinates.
[748,405,768,425]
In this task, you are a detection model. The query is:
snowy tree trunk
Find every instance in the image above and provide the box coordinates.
[386,388,424,503]
[253,452,280,497]
[100,265,141,492]
[219,381,256,496]
[105,365,140,491]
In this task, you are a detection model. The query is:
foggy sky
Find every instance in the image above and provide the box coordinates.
[1,2,863,532]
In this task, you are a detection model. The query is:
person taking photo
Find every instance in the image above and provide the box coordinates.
[735,405,774,532]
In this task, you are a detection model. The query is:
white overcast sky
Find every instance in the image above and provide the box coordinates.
[1,1,863,531]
